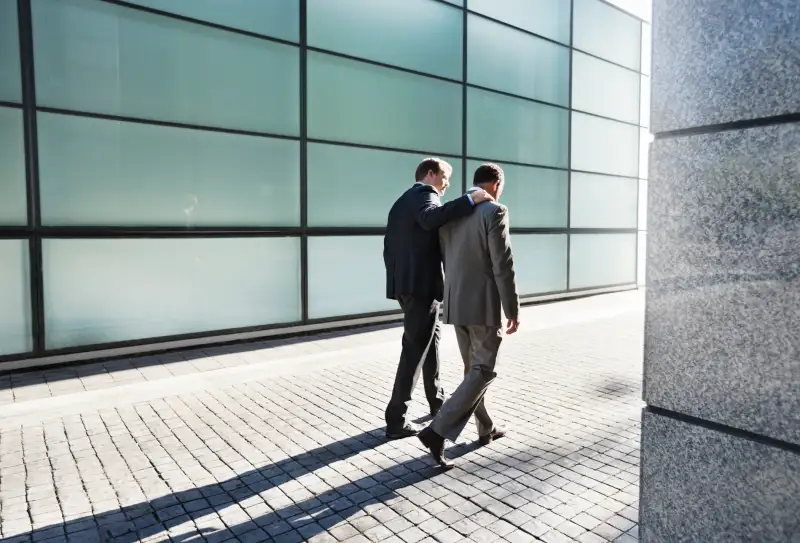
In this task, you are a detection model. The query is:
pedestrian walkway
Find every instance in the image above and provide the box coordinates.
[0,290,644,543]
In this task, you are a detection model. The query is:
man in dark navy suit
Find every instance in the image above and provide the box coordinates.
[383,157,493,439]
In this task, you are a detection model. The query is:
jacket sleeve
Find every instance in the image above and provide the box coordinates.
[438,227,447,274]
[414,188,473,231]
[487,205,520,321]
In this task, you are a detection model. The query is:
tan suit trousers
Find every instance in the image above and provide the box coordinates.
[431,325,502,442]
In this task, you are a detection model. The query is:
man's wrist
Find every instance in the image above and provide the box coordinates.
[466,193,475,206]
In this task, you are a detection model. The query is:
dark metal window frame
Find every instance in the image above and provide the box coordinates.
[0,0,646,365]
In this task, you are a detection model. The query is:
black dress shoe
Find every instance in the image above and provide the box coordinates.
[386,423,420,440]
[430,405,441,418]
[417,427,454,469]
[478,426,508,446]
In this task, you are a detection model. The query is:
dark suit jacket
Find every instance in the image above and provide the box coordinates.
[384,183,474,301]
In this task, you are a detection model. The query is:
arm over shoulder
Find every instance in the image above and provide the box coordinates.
[414,187,473,231]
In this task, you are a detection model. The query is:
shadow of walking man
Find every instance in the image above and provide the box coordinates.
[6,427,481,543]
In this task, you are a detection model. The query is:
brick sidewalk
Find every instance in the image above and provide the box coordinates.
[0,291,644,543]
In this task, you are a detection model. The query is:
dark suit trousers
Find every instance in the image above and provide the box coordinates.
[385,295,446,430]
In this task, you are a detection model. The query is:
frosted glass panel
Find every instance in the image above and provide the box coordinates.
[0,240,32,355]
[468,15,569,106]
[308,236,396,318]
[308,52,461,154]
[125,0,299,42]
[640,76,651,127]
[602,0,651,22]
[638,179,648,230]
[572,52,640,124]
[38,113,300,227]
[0,107,27,226]
[0,0,21,102]
[574,0,641,71]
[570,173,638,229]
[308,0,462,79]
[512,234,568,295]
[469,0,570,44]
[468,88,568,168]
[571,113,638,177]
[309,144,460,227]
[641,23,652,76]
[467,160,567,227]
[33,0,299,135]
[637,232,647,286]
[43,238,301,349]
[570,233,637,289]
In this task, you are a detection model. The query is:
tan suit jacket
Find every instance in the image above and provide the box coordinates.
[439,194,520,327]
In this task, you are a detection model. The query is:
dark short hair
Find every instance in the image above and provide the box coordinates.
[473,163,504,186]
[415,157,450,181]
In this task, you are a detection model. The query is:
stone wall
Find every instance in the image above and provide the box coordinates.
[641,1,800,541]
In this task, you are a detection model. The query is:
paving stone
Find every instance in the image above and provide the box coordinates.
[500,509,531,529]
[329,523,361,541]
[572,513,605,531]
[468,511,495,528]
[504,530,538,543]
[520,519,550,538]
[272,529,304,543]
[541,530,577,543]
[403,508,432,525]
[396,526,427,543]
[468,527,501,542]
[555,520,588,540]
[538,511,568,529]
[238,529,271,543]
[586,505,615,523]
[67,530,103,543]
[351,515,380,532]
[591,523,623,541]
[451,517,482,537]
[385,516,414,534]
[486,519,515,537]
[577,532,607,543]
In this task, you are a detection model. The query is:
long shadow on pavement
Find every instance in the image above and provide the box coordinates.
[3,427,480,543]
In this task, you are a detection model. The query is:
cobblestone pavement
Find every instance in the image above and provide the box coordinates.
[0,291,644,543]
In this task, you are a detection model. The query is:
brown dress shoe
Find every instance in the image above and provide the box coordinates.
[479,426,507,446]
[417,427,454,469]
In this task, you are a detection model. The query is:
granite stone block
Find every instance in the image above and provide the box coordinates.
[640,411,800,543]
[645,122,800,445]
[651,0,800,133]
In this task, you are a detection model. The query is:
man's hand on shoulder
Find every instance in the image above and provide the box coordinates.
[470,189,495,204]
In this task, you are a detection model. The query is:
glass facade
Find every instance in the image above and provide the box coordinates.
[0,0,649,362]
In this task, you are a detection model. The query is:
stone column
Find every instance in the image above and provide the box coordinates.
[641,1,800,541]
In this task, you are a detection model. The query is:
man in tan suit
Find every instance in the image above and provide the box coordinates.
[418,163,520,468]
